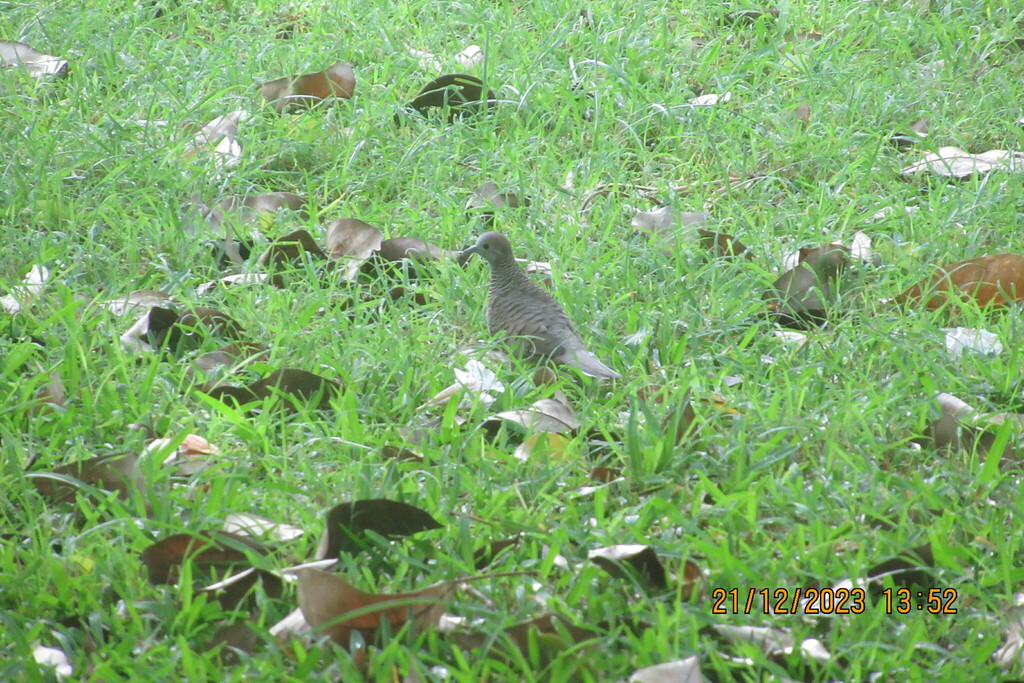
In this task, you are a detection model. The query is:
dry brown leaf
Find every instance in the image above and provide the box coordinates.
[102,290,174,316]
[1,265,50,314]
[324,218,385,280]
[147,434,221,476]
[489,394,580,435]
[29,453,142,503]
[632,207,749,259]
[185,111,249,169]
[316,499,443,558]
[140,531,269,585]
[895,253,1024,310]
[195,273,271,296]
[589,544,668,590]
[193,342,270,375]
[0,40,67,77]
[260,61,355,114]
[203,192,308,230]
[465,180,529,225]
[206,368,341,412]
[629,656,703,683]
[296,568,455,645]
[402,73,494,121]
[901,146,1024,179]
[223,513,305,542]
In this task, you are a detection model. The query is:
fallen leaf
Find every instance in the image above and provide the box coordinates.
[487,394,580,436]
[408,44,484,72]
[512,432,575,462]
[473,536,521,570]
[588,544,669,590]
[629,656,703,683]
[192,342,270,375]
[465,180,528,225]
[223,513,305,542]
[296,568,455,645]
[148,434,221,476]
[324,218,385,280]
[140,531,270,585]
[767,243,849,327]
[901,146,1024,179]
[631,207,749,259]
[101,290,174,316]
[0,264,50,314]
[0,40,67,78]
[943,327,1002,358]
[206,368,340,412]
[32,645,72,680]
[401,73,494,121]
[994,594,1024,671]
[317,499,443,558]
[201,191,308,231]
[890,117,930,150]
[260,61,355,114]
[689,92,731,106]
[195,273,271,296]
[894,253,1024,310]
[29,453,142,503]
[185,111,249,169]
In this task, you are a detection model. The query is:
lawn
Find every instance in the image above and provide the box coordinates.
[3,0,1024,680]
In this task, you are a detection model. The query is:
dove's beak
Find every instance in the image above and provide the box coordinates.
[457,244,478,267]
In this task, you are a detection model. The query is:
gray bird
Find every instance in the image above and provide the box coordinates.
[462,232,621,379]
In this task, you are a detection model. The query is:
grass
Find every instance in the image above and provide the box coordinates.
[3,0,1024,679]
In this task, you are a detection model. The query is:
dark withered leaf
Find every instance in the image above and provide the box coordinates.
[318,498,443,557]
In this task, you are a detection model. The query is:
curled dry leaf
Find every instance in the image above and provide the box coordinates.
[894,253,1024,310]
[296,568,456,645]
[317,499,443,558]
[29,453,142,503]
[453,613,598,661]
[629,656,703,683]
[260,61,355,114]
[324,218,384,280]
[487,394,580,437]
[901,146,1024,179]
[588,544,669,590]
[473,536,521,570]
[1,265,50,314]
[631,207,749,259]
[201,192,308,231]
[259,229,327,286]
[206,368,341,412]
[140,531,270,585]
[943,327,1002,358]
[360,236,451,280]
[993,594,1024,671]
[401,73,495,122]
[185,111,249,169]
[513,432,575,462]
[767,243,849,328]
[195,273,271,296]
[102,290,174,317]
[688,92,731,106]
[408,44,483,72]
[223,512,305,542]
[32,645,73,680]
[890,116,930,150]
[147,433,221,476]
[193,342,270,375]
[465,180,529,225]
[712,624,831,664]
[0,40,68,78]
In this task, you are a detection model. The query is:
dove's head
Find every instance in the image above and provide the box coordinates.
[463,231,514,266]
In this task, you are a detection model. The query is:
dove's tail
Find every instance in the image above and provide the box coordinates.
[560,349,621,380]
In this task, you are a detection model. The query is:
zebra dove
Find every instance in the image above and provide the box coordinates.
[462,232,621,379]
